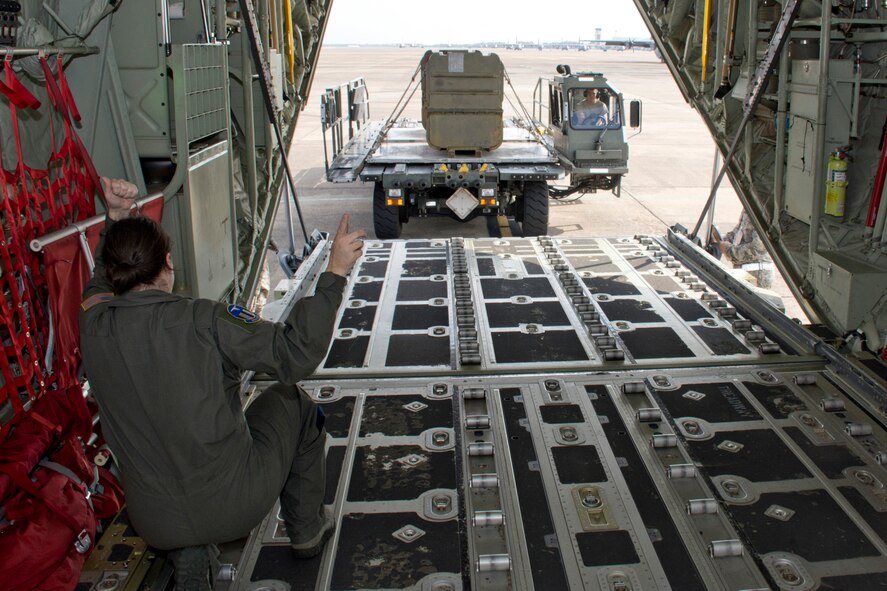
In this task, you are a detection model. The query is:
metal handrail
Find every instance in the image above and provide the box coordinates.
[30,193,163,252]
[0,45,98,57]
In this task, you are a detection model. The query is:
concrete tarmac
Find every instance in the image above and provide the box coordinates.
[275,47,805,319]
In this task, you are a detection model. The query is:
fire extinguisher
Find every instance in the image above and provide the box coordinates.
[825,149,849,217]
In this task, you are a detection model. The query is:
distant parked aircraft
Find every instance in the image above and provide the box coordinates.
[581,38,656,51]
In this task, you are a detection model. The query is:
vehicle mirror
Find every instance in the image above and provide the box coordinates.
[630,100,642,128]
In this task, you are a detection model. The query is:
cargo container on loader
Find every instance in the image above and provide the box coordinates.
[322,51,642,239]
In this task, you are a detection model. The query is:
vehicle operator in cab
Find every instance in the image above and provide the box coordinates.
[80,178,365,587]
[572,88,609,128]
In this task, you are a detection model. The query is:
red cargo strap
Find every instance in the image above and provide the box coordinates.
[56,54,81,122]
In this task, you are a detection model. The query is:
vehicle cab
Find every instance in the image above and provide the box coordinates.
[536,65,641,196]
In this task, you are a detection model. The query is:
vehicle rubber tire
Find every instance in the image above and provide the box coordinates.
[520,181,549,236]
[373,182,402,239]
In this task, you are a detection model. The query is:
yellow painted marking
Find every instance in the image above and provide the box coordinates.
[497,215,512,237]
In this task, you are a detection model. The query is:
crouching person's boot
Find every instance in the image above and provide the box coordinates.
[290,505,335,558]
[169,545,211,591]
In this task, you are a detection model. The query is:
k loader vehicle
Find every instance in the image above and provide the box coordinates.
[322,51,642,239]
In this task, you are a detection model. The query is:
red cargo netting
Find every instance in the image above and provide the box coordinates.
[0,55,103,439]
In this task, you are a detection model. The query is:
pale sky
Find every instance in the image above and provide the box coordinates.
[323,0,651,45]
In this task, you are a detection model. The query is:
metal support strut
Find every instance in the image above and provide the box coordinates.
[237,0,309,244]
[691,0,803,239]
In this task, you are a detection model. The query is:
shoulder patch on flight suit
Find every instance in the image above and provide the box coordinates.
[219,304,260,332]
[81,293,113,311]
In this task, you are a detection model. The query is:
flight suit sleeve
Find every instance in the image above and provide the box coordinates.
[82,217,115,300]
[212,271,346,383]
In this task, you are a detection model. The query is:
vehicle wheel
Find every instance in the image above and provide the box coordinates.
[373,182,402,239]
[520,181,549,236]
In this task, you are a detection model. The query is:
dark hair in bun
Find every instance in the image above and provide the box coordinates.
[102,216,171,294]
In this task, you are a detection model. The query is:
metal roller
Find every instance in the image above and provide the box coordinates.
[845,423,873,437]
[465,415,491,429]
[707,299,727,308]
[709,540,743,558]
[579,311,599,321]
[468,442,495,456]
[457,315,476,327]
[472,510,505,527]
[636,408,662,422]
[651,434,678,448]
[470,473,499,488]
[732,319,753,331]
[588,323,608,335]
[820,398,845,412]
[460,353,482,365]
[477,554,511,572]
[701,292,719,301]
[461,388,487,400]
[744,330,766,343]
[595,336,616,348]
[572,296,590,305]
[623,382,646,394]
[793,374,816,385]
[460,341,479,352]
[575,304,595,312]
[686,498,718,514]
[717,307,737,318]
[459,329,478,340]
[667,464,697,479]
[759,343,781,354]
[604,350,624,361]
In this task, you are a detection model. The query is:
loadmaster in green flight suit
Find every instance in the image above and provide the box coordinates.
[79,178,366,563]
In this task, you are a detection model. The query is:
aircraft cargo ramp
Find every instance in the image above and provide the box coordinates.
[225,234,887,591]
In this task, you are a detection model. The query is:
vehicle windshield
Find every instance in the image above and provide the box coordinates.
[570,87,622,130]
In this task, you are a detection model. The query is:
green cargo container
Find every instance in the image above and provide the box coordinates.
[421,50,504,152]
